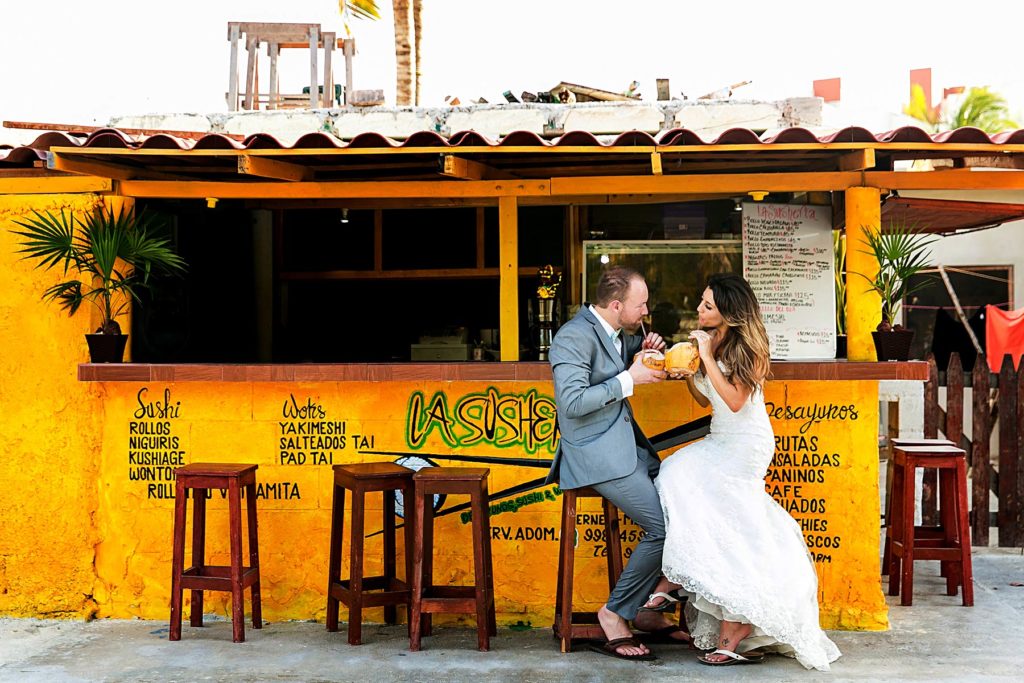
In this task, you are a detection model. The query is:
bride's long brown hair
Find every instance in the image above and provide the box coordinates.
[706,273,771,391]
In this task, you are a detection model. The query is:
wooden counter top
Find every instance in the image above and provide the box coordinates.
[79,360,928,382]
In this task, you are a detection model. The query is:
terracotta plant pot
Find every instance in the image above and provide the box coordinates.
[871,329,915,362]
[85,333,128,363]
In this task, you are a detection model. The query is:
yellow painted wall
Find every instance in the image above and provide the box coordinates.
[90,378,885,631]
[0,196,885,629]
[0,194,105,618]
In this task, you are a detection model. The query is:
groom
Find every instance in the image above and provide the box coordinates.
[546,266,683,660]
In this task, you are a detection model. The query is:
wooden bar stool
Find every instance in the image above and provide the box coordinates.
[326,462,415,645]
[409,467,496,652]
[552,487,624,653]
[882,437,954,575]
[169,463,262,643]
[887,445,974,606]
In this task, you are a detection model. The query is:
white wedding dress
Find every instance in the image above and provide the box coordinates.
[655,364,841,671]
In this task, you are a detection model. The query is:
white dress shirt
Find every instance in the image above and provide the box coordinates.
[589,305,634,398]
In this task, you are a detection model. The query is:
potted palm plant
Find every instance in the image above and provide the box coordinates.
[12,205,186,362]
[855,220,936,361]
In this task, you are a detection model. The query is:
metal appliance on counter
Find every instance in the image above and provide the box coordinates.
[535,296,556,360]
[410,329,471,361]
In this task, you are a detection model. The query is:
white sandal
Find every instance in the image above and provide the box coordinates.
[639,589,683,613]
[697,648,765,666]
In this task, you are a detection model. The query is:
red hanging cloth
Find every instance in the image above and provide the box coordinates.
[985,305,1024,373]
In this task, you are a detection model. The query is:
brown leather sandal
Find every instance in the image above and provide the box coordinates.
[588,636,658,661]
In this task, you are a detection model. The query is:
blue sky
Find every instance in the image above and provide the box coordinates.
[2,0,1022,138]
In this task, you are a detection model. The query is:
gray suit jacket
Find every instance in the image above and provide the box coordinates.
[545,305,659,489]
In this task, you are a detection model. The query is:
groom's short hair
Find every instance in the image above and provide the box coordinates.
[595,266,642,307]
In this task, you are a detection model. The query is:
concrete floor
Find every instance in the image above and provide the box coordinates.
[1,548,1022,682]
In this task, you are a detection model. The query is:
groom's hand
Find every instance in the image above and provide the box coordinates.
[629,356,666,385]
[641,332,666,352]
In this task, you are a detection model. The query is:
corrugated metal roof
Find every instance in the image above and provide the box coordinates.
[3,125,1024,157]
[6,125,1024,184]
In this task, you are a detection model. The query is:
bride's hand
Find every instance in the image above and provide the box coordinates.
[688,329,716,363]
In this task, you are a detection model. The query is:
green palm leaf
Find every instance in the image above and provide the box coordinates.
[949,87,1018,133]
[854,220,936,323]
[41,280,86,316]
[11,209,82,273]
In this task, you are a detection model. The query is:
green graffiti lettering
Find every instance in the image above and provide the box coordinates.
[406,391,457,448]
[408,386,558,453]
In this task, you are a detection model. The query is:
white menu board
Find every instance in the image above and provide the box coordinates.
[742,202,835,360]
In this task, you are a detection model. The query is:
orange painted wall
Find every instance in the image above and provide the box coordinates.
[90,378,884,630]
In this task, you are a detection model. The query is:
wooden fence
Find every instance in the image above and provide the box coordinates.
[921,352,1023,547]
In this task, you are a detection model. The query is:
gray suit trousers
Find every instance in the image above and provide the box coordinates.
[590,446,665,621]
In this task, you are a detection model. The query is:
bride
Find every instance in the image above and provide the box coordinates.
[648,273,841,671]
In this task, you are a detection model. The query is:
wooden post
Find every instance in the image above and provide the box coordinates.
[971,354,990,545]
[498,196,519,361]
[924,355,940,440]
[1015,358,1024,547]
[323,32,335,107]
[268,42,279,111]
[946,353,965,448]
[373,209,383,272]
[475,208,486,269]
[998,354,1019,546]
[243,35,258,110]
[930,352,965,525]
[228,23,240,111]
[843,187,881,361]
[922,352,942,521]
[343,39,355,106]
[309,25,319,108]
[565,205,582,307]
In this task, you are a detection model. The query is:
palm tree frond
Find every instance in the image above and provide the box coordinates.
[339,0,381,36]
[949,87,1018,133]
[11,209,82,273]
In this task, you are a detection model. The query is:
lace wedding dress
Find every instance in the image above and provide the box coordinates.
[655,364,841,671]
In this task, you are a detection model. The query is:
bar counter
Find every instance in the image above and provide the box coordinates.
[79,360,929,382]
[76,358,920,632]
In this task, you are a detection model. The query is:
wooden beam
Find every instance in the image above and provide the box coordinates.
[439,154,514,180]
[961,155,1024,170]
[650,152,663,175]
[837,148,875,171]
[118,179,550,199]
[245,193,736,210]
[499,196,519,361]
[870,170,1024,191]
[440,154,484,180]
[238,154,314,181]
[554,170,1024,195]
[552,172,864,195]
[0,176,112,194]
[49,152,136,179]
[48,152,189,181]
[278,266,539,280]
